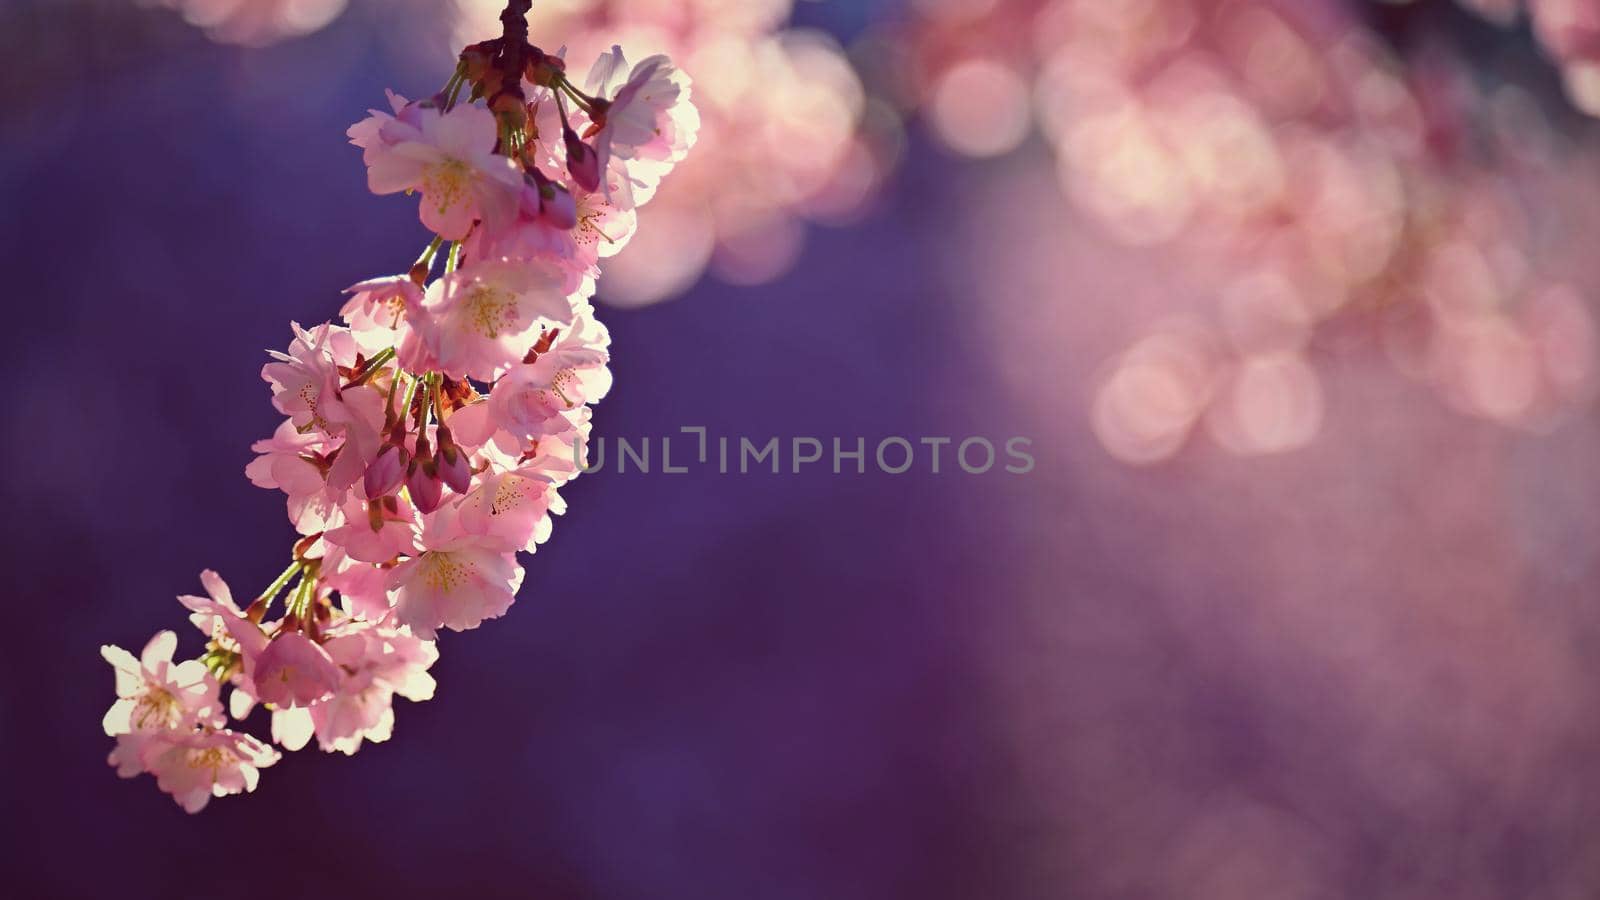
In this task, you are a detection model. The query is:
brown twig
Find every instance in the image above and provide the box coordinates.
[487,0,533,113]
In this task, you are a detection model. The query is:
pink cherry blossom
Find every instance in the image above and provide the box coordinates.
[248,631,343,708]
[362,103,522,240]
[404,258,588,381]
[468,203,584,275]
[101,631,223,736]
[389,546,524,639]
[341,274,425,357]
[585,48,700,203]
[473,95,641,273]
[324,494,421,564]
[485,318,612,439]
[574,171,639,261]
[261,322,360,434]
[292,622,439,754]
[347,90,424,165]
[111,728,281,813]
[209,611,438,752]
[466,174,636,279]
[259,323,389,496]
[176,570,248,647]
[455,466,561,554]
[323,547,397,623]
[447,390,592,473]
[246,420,345,534]
[327,621,438,700]
[389,505,526,639]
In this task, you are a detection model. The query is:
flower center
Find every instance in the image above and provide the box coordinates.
[489,477,536,516]
[550,368,577,409]
[464,286,518,338]
[420,551,474,591]
[134,688,181,730]
[384,294,408,328]
[188,745,228,782]
[422,157,472,216]
[577,205,618,247]
[296,381,329,431]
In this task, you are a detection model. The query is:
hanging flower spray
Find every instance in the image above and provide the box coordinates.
[100,0,697,812]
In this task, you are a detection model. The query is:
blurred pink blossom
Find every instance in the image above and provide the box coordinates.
[141,0,347,46]
[896,0,1600,463]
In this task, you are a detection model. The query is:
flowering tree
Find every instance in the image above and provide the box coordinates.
[100,0,697,812]
[896,0,1600,462]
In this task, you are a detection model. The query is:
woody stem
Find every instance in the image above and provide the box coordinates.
[490,0,534,109]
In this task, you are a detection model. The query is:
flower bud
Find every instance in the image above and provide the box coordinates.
[437,442,472,495]
[406,453,444,514]
[564,128,601,192]
[434,421,471,492]
[363,442,408,499]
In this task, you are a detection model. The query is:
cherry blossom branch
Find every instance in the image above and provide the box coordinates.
[99,7,700,813]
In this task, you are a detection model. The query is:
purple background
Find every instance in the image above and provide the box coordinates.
[5,1,1600,898]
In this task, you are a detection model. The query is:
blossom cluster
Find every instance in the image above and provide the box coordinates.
[101,3,696,812]
[144,0,884,303]
[453,0,889,305]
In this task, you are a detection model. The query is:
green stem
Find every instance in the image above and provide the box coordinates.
[554,88,573,133]
[383,357,404,426]
[349,347,396,386]
[445,64,469,112]
[431,371,447,420]
[440,62,467,112]
[401,370,421,426]
[254,559,303,606]
[556,75,597,115]
[417,374,436,434]
[245,558,304,622]
[415,235,445,271]
[287,573,316,619]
